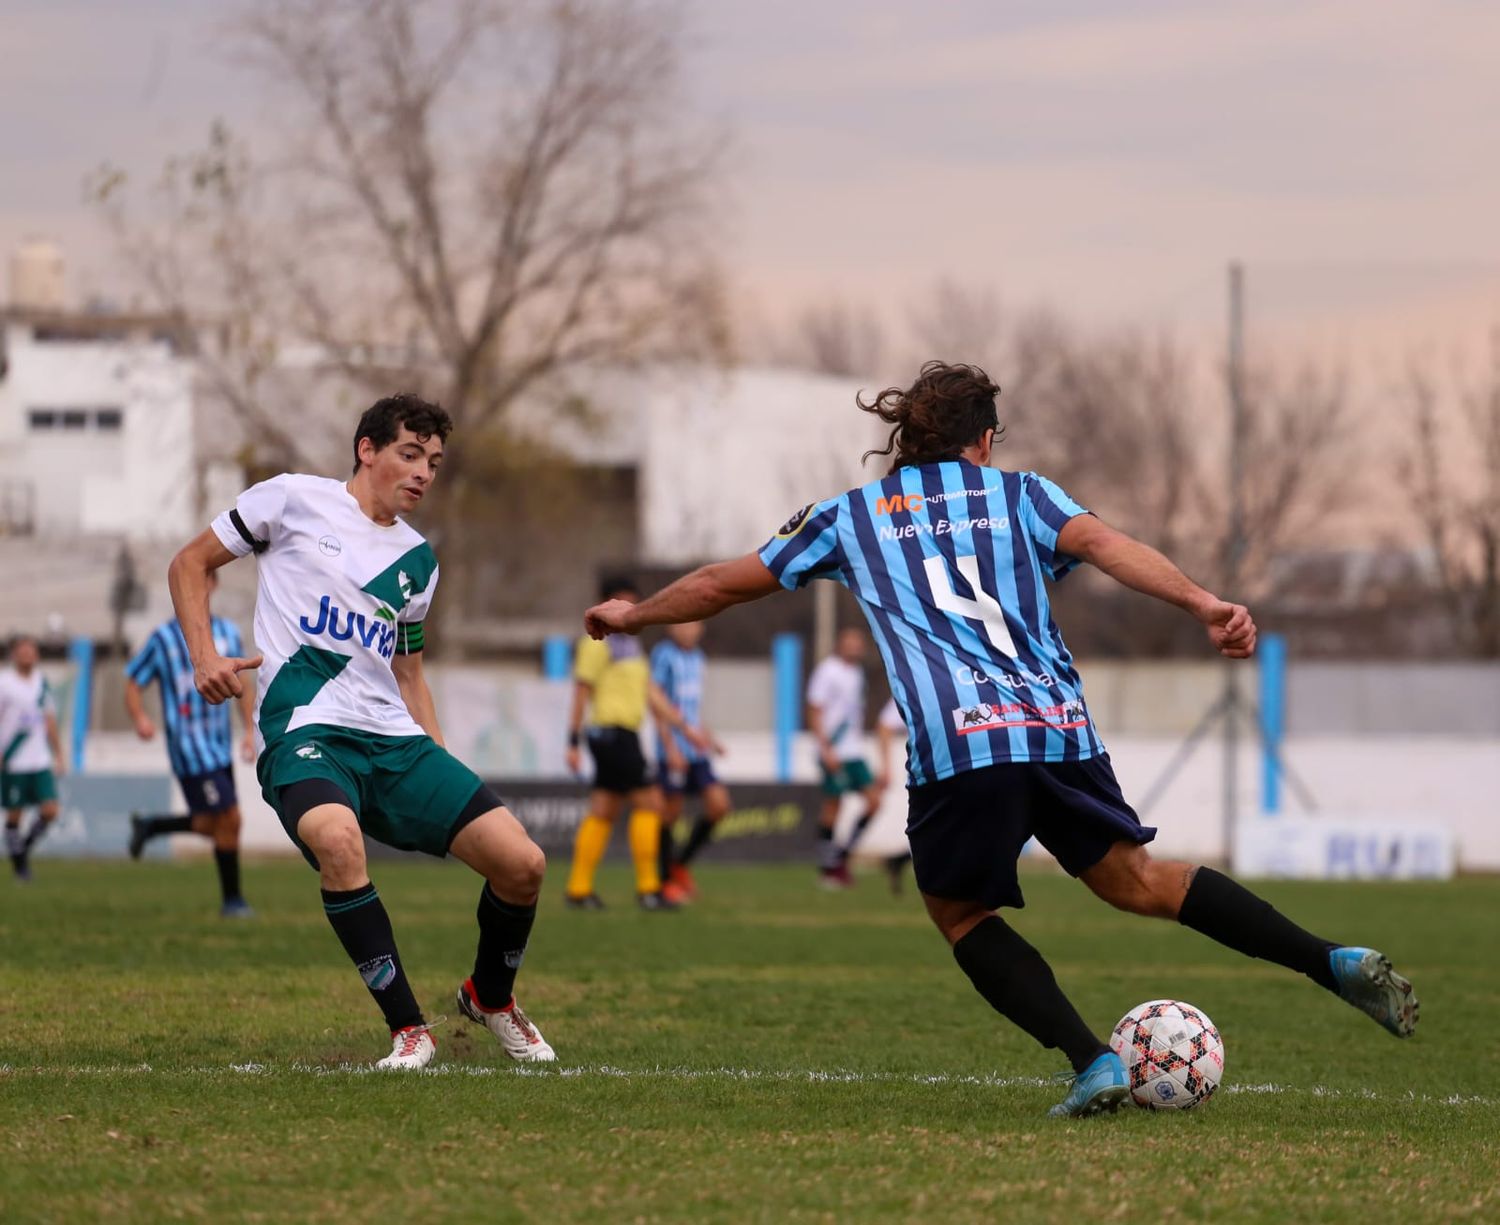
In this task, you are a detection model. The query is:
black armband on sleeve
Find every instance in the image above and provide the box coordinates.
[228,509,268,554]
[396,621,425,655]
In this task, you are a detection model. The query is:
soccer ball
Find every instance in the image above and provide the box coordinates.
[1109,999,1224,1110]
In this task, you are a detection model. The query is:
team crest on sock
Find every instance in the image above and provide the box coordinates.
[358,955,397,990]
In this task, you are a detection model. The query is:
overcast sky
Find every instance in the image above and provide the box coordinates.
[5,0,1500,356]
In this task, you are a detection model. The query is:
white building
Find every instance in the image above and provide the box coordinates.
[0,306,199,541]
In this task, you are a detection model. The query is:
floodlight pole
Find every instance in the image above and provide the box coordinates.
[1223,261,1248,859]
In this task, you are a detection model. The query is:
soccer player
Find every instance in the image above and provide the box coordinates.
[168,393,554,1070]
[583,360,1418,1118]
[563,578,708,911]
[124,570,257,917]
[0,635,65,881]
[874,698,914,894]
[806,628,886,887]
[651,621,731,902]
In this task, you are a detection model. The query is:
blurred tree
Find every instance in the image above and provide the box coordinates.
[1398,334,1500,657]
[92,0,729,648]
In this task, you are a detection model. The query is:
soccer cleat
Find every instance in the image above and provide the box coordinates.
[564,892,606,911]
[456,979,556,1062]
[1329,947,1419,1038]
[1047,1050,1130,1118]
[660,879,690,907]
[376,1024,437,1070]
[637,890,680,912]
[11,855,31,882]
[818,863,853,890]
[128,814,148,861]
[220,898,256,919]
[667,863,698,900]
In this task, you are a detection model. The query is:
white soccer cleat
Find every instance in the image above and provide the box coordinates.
[457,978,556,1062]
[376,1024,437,1070]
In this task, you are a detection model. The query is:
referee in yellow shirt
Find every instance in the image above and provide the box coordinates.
[564,577,707,910]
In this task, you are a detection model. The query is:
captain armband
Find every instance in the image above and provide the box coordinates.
[396,621,425,655]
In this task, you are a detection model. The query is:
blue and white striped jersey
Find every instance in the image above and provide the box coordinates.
[650,640,707,762]
[758,460,1103,786]
[125,617,243,779]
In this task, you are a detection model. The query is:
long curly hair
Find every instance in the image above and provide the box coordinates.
[858,361,1003,474]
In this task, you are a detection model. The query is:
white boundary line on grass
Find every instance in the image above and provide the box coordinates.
[1,1062,1493,1108]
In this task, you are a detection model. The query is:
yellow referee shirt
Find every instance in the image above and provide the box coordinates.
[574,634,650,730]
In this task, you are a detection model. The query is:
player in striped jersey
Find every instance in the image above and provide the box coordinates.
[124,570,256,916]
[651,621,731,902]
[584,360,1418,1117]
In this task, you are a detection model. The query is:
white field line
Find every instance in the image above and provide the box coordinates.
[0,1062,1493,1108]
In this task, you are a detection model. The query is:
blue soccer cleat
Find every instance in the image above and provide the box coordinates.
[1047,1050,1130,1118]
[220,898,256,920]
[1329,947,1418,1038]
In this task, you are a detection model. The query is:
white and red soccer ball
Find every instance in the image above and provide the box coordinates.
[1109,999,1225,1110]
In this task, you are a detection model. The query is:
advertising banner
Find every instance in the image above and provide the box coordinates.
[1232,814,1456,880]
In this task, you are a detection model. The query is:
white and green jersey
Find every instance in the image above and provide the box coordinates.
[210,474,437,751]
[0,667,56,774]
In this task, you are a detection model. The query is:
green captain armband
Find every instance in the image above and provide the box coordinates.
[396,621,425,655]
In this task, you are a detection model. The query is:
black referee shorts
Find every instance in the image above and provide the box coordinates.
[586,726,651,795]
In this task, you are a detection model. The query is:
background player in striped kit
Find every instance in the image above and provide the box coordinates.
[806,627,887,888]
[651,620,731,903]
[583,360,1418,1118]
[0,635,65,881]
[124,569,256,917]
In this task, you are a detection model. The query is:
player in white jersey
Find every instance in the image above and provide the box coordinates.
[806,627,887,887]
[167,394,554,1070]
[1,635,66,881]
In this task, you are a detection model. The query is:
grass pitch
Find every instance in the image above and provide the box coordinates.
[2,859,1496,1223]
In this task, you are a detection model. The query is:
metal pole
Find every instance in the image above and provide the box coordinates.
[1223,261,1247,861]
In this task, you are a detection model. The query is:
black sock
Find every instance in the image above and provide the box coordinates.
[471,884,537,1010]
[321,883,424,1031]
[658,820,677,880]
[1178,867,1339,992]
[22,819,52,852]
[214,849,242,903]
[141,814,194,840]
[953,915,1108,1073]
[678,816,716,866]
[839,809,875,860]
[815,824,840,870]
[4,825,21,858]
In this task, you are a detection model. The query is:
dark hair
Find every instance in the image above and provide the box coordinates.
[599,575,638,601]
[858,361,1002,474]
[352,393,453,473]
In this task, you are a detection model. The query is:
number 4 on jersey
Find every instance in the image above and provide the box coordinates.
[923,554,1019,659]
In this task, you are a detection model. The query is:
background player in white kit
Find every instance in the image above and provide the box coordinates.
[805,627,886,887]
[167,394,555,1069]
[1,635,66,881]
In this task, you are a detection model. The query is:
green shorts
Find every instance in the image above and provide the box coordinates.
[259,724,490,864]
[2,770,58,811]
[820,758,875,798]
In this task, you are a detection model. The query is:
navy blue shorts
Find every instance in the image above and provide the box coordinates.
[905,755,1155,911]
[178,766,238,815]
[657,759,718,796]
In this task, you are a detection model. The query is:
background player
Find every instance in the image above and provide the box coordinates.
[563,578,709,910]
[0,635,65,881]
[806,627,886,888]
[582,360,1418,1118]
[651,620,731,903]
[124,570,257,917]
[168,393,554,1070]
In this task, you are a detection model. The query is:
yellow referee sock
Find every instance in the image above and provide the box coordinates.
[628,810,663,896]
[565,814,612,899]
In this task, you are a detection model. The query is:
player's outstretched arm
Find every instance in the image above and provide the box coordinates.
[1056,515,1257,659]
[584,554,781,638]
[168,530,263,703]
